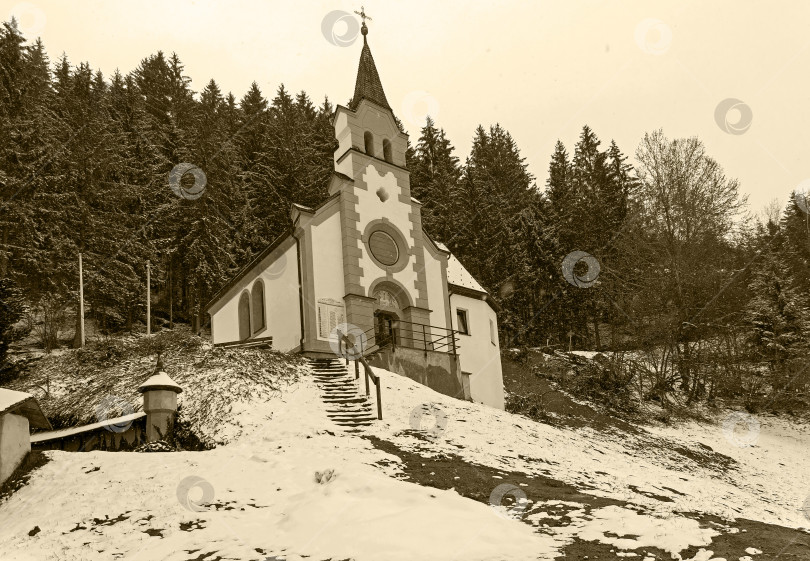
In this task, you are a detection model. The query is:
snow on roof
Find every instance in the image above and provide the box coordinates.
[446,253,487,294]
[0,388,51,429]
[0,388,31,414]
[31,412,145,443]
[138,371,183,394]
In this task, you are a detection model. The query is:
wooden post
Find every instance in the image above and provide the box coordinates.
[146,261,151,335]
[78,253,85,347]
[169,266,173,329]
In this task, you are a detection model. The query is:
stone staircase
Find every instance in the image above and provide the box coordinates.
[308,358,377,429]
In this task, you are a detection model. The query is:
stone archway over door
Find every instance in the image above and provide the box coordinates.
[238,291,251,341]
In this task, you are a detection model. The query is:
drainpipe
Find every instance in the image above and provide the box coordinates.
[293,226,306,352]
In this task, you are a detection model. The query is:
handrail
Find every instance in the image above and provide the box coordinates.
[360,319,459,357]
[337,329,382,420]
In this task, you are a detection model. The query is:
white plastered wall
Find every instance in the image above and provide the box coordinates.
[356,164,418,297]
[422,247,448,330]
[450,294,505,409]
[0,413,30,484]
[310,211,347,340]
[209,241,301,351]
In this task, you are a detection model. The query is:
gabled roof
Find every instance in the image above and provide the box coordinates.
[0,388,51,429]
[203,228,293,313]
[349,36,391,112]
[430,239,488,294]
[446,254,488,294]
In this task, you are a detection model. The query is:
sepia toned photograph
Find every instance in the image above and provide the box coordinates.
[0,1,809,559]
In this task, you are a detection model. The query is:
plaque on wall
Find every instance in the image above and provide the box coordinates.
[317,298,345,339]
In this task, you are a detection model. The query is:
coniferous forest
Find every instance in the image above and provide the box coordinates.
[2,18,809,412]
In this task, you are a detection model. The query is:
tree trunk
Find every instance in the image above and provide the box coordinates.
[591,316,602,351]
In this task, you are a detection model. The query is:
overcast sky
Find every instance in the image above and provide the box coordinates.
[7,0,810,215]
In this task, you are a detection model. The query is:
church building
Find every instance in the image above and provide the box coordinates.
[204,21,505,409]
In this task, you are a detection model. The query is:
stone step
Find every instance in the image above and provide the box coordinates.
[324,403,369,409]
[327,410,374,417]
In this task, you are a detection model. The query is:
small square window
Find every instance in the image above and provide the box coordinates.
[456,309,470,335]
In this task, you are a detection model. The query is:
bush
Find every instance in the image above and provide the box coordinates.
[565,353,638,414]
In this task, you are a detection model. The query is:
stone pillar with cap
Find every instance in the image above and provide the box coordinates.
[138,356,183,442]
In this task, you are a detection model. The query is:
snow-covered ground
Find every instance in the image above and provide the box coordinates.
[364,368,810,531]
[0,365,808,560]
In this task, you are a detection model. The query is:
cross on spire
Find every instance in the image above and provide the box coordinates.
[354,6,372,25]
[354,6,371,42]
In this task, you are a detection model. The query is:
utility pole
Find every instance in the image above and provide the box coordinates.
[78,253,85,347]
[146,260,151,335]
[169,266,173,329]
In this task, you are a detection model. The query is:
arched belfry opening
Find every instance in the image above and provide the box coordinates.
[364,131,374,156]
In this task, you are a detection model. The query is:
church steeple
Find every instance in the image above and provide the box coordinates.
[348,13,391,112]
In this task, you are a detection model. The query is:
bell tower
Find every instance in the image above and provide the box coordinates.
[331,15,432,336]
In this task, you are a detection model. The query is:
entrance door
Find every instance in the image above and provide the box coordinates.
[375,311,398,348]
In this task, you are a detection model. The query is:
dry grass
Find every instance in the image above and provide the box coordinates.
[5,327,307,446]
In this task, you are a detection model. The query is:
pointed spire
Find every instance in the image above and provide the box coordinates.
[349,22,391,112]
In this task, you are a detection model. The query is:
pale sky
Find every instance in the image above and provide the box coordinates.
[7,0,810,214]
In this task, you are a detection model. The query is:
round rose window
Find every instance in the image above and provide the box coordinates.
[369,231,399,266]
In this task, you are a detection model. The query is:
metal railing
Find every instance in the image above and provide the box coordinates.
[337,329,382,420]
[358,320,459,357]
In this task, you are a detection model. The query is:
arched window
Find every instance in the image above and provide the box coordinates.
[364,131,374,156]
[238,291,251,341]
[251,280,265,333]
[382,139,392,163]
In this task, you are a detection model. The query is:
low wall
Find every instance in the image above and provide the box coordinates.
[32,414,147,452]
[369,347,466,400]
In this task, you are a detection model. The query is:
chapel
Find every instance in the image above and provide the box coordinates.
[205,20,505,408]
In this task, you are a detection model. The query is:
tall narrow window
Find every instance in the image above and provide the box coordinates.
[382,138,392,163]
[252,280,265,333]
[456,309,470,335]
[364,131,374,156]
[489,318,496,345]
[238,291,251,341]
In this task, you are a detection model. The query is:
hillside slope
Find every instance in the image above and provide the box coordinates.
[0,356,808,560]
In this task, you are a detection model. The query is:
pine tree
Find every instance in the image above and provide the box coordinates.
[409,116,461,243]
[746,220,810,369]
